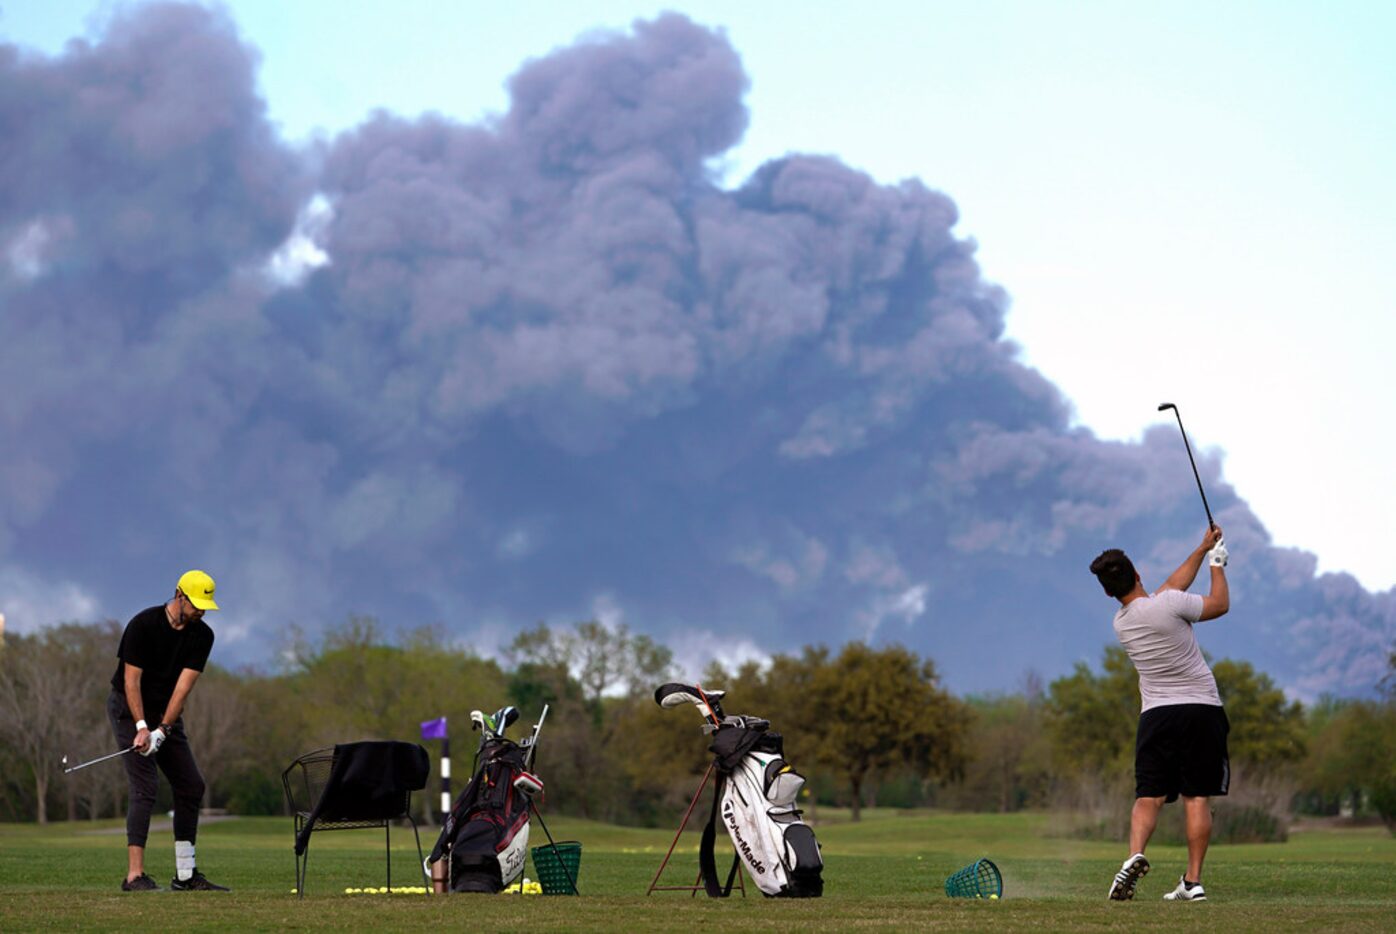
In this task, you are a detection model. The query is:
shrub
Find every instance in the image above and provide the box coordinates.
[223,770,284,816]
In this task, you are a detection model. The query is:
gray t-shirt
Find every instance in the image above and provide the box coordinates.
[1112,588,1221,712]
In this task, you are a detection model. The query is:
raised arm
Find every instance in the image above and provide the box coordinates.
[1157,526,1223,594]
[1198,561,1229,621]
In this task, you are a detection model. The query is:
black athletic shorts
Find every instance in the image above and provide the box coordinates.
[1135,703,1230,802]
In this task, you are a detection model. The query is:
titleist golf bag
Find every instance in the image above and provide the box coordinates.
[426,716,531,893]
[655,682,824,898]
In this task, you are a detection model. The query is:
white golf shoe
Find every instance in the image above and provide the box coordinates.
[1107,853,1150,900]
[1163,876,1206,901]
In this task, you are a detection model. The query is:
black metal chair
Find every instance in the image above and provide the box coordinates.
[282,740,431,897]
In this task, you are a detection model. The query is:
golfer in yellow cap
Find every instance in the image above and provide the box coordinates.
[107,570,230,892]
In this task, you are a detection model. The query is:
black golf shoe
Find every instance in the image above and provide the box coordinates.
[122,873,160,891]
[171,869,230,891]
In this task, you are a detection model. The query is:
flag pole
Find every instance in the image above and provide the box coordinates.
[439,732,451,823]
[421,717,451,824]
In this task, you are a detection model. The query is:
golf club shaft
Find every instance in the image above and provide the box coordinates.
[1160,403,1215,529]
[64,746,134,774]
[525,704,549,770]
[693,684,721,727]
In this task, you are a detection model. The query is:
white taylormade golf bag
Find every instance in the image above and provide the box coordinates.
[655,683,824,898]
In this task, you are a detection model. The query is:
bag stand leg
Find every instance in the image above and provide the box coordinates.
[644,763,745,897]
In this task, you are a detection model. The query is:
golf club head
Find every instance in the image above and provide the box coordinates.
[470,710,486,732]
[654,682,726,719]
[1156,400,1215,527]
[493,706,519,736]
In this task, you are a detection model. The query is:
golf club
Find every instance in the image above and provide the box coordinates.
[506,723,577,897]
[1158,402,1215,530]
[469,709,489,775]
[523,704,549,770]
[693,683,725,726]
[492,706,519,738]
[63,747,135,774]
[654,682,726,725]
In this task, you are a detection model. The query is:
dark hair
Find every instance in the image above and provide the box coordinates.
[1090,549,1137,599]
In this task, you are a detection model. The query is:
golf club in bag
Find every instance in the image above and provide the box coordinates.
[655,682,824,898]
[425,704,575,894]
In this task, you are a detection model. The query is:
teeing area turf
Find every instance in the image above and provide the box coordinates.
[1,809,1392,931]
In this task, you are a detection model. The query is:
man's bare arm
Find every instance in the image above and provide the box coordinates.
[1157,526,1224,594]
[1199,564,1230,620]
[123,666,148,723]
[158,669,202,727]
[124,664,151,750]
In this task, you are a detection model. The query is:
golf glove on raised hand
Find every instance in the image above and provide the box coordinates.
[141,725,167,757]
[1209,540,1228,568]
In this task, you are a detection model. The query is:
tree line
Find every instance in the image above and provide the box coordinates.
[1,619,1393,837]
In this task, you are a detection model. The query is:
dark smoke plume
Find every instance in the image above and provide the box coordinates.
[1,4,1389,696]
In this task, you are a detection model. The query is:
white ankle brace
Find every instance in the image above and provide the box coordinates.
[176,840,195,881]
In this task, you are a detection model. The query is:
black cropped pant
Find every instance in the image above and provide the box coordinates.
[106,691,206,848]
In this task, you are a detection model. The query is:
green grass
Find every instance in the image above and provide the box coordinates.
[1,810,1393,931]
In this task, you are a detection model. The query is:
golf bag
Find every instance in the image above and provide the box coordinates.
[655,683,824,898]
[427,738,530,893]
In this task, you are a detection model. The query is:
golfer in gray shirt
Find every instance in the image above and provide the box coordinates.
[1091,526,1230,902]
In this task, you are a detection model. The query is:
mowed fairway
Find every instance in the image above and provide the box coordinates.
[1,810,1393,931]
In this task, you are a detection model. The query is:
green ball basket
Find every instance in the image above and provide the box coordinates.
[944,857,1002,899]
[530,841,582,895]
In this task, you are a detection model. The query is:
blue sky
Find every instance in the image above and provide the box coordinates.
[7,0,1391,591]
[1,2,1392,697]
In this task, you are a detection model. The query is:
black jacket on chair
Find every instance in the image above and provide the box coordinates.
[294,741,429,855]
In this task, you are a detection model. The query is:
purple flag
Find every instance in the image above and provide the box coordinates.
[420,716,447,740]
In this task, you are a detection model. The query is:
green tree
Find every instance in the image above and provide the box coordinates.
[270,616,510,821]
[285,616,509,742]
[806,643,967,821]
[704,645,966,819]
[952,692,1053,812]
[1044,646,1139,778]
[506,620,675,707]
[1212,659,1306,768]
[702,648,829,741]
[1301,698,1396,832]
[503,621,676,822]
[1047,649,1307,778]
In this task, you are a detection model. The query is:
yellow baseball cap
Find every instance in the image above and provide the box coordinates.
[177,569,220,611]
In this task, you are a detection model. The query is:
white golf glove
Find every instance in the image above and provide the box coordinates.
[1209,539,1228,568]
[141,725,167,757]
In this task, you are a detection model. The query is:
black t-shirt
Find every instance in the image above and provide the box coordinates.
[109,605,215,718]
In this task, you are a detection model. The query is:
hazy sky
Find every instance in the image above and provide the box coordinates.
[7,0,1391,591]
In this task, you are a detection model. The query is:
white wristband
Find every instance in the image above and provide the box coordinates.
[136,719,148,731]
